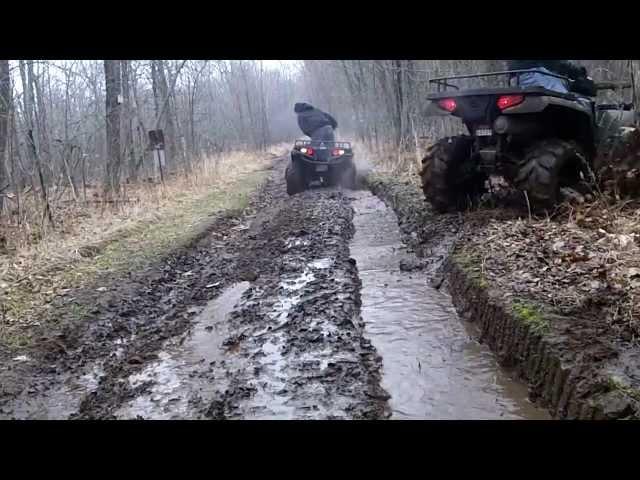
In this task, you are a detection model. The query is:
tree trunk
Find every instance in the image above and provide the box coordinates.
[20,61,54,226]
[31,62,52,179]
[121,60,137,181]
[62,65,78,201]
[152,60,177,169]
[394,60,405,149]
[0,60,10,212]
[131,63,148,178]
[104,60,122,198]
[239,62,257,148]
[258,61,270,149]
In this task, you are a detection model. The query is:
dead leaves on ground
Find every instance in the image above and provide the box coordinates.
[462,202,640,340]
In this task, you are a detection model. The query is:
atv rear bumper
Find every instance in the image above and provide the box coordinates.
[291,151,355,182]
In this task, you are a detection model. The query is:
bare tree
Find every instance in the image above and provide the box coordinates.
[121,60,137,182]
[0,60,10,211]
[104,60,122,197]
[151,60,177,169]
[19,60,54,226]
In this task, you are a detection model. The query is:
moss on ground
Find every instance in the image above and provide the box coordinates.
[512,301,549,334]
[452,250,488,288]
[453,248,550,334]
[607,376,640,402]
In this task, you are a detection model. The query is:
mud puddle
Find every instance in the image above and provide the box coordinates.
[198,190,389,420]
[349,190,550,419]
[114,282,251,419]
[1,363,105,420]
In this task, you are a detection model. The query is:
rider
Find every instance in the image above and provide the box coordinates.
[507,60,596,97]
[294,102,338,144]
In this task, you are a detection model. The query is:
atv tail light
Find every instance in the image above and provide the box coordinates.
[497,95,524,110]
[332,148,345,156]
[438,98,457,112]
[300,147,314,155]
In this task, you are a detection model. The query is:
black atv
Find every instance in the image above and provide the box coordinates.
[419,69,637,212]
[285,139,356,195]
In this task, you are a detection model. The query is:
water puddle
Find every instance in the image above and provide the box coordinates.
[114,281,251,419]
[308,258,333,269]
[350,191,550,419]
[241,269,318,419]
[1,361,106,420]
[285,237,310,250]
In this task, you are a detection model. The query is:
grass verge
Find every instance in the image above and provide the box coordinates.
[0,151,274,350]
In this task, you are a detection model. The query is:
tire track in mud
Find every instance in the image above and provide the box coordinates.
[199,189,389,419]
[13,159,389,420]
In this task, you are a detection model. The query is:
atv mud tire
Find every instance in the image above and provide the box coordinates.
[514,139,586,211]
[286,161,306,195]
[419,136,486,213]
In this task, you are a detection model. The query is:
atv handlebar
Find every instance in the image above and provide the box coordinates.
[595,81,633,91]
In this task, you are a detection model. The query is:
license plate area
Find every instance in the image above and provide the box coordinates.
[315,164,328,172]
[476,126,492,137]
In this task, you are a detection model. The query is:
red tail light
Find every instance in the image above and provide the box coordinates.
[438,98,457,112]
[497,95,524,110]
[300,147,314,155]
[332,148,345,156]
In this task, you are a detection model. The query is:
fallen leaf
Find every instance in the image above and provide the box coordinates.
[627,267,640,278]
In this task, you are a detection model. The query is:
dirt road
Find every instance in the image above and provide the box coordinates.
[0,157,548,419]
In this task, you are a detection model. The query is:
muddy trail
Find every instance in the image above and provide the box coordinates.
[1,158,548,419]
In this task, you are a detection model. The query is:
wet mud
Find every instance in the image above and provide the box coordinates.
[1,159,564,420]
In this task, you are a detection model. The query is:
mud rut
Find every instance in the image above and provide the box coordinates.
[1,158,548,420]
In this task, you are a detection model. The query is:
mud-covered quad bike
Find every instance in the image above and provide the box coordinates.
[286,139,356,195]
[419,69,638,212]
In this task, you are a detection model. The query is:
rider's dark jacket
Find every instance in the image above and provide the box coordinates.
[294,103,338,137]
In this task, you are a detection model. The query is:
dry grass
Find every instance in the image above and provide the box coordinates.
[0,146,285,346]
[352,140,426,181]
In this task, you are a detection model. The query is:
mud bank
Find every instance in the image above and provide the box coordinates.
[367,173,640,419]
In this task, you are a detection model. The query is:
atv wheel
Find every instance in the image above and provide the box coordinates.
[514,139,586,211]
[286,161,306,195]
[419,136,486,213]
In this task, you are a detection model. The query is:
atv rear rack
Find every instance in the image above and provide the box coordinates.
[294,139,352,149]
[430,69,633,94]
[429,69,576,92]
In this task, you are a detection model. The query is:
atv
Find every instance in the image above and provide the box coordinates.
[285,139,356,195]
[419,68,637,212]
